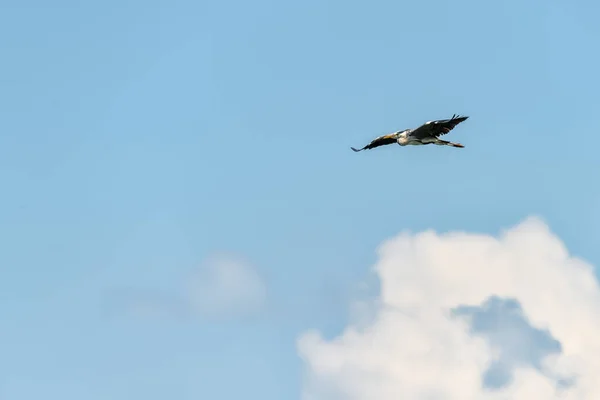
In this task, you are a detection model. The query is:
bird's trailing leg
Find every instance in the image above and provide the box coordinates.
[435,139,464,148]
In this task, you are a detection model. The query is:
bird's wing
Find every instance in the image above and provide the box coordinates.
[409,114,469,139]
[351,132,401,152]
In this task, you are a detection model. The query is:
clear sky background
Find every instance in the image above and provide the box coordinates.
[1,0,600,399]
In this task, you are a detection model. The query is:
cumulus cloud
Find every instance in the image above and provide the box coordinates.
[107,254,266,320]
[297,217,600,399]
[452,296,564,389]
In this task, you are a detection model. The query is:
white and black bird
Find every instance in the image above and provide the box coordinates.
[351,114,469,152]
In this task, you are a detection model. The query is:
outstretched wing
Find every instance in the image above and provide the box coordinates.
[409,114,469,140]
[351,132,400,152]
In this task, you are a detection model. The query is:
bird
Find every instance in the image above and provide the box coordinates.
[351,114,469,152]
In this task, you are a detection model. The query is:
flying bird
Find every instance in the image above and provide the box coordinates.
[351,114,469,152]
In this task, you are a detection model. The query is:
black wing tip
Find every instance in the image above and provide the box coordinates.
[351,146,364,152]
[450,114,469,121]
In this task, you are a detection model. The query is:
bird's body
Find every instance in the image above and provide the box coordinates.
[351,114,469,152]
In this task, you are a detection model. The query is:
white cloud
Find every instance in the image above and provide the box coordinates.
[187,253,267,318]
[106,254,266,320]
[297,217,600,399]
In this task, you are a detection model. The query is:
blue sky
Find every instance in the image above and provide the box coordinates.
[1,0,600,398]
